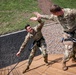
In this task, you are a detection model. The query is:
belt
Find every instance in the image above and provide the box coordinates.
[33,37,45,47]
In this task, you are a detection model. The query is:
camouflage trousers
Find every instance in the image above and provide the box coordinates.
[26,39,48,68]
[62,32,76,62]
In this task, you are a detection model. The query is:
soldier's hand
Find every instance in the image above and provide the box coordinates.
[16,51,21,57]
[30,17,38,21]
[30,17,41,21]
[33,12,42,18]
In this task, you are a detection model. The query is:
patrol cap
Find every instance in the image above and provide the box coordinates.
[50,4,62,13]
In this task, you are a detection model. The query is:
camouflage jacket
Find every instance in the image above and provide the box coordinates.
[19,21,44,51]
[41,8,76,32]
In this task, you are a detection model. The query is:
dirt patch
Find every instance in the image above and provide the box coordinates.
[38,0,53,14]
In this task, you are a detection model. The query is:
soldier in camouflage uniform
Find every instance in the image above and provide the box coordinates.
[16,17,48,73]
[34,4,76,71]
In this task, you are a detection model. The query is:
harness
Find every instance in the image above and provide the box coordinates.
[33,37,45,47]
[62,30,76,42]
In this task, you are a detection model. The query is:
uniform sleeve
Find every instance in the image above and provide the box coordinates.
[41,14,55,20]
[19,33,30,52]
[36,19,44,30]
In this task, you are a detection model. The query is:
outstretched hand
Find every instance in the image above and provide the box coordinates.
[30,12,42,21]
[30,17,38,21]
[33,12,42,18]
[16,51,21,57]
[30,17,41,21]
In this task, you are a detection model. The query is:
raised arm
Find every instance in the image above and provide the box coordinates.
[33,12,54,20]
[30,16,44,30]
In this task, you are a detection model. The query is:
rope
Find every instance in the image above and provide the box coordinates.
[6,56,42,75]
[0,52,43,75]
[6,53,20,75]
[7,62,19,75]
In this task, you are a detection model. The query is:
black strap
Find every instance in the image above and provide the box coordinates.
[64,30,75,37]
[33,37,44,47]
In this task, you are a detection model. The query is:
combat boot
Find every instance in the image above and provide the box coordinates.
[44,58,49,66]
[44,54,49,66]
[23,66,29,73]
[62,62,68,71]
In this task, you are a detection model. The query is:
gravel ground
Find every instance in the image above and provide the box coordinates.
[42,22,64,54]
[38,0,52,14]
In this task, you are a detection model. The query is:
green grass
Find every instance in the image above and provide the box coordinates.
[0,0,41,35]
[52,0,76,8]
[0,0,76,35]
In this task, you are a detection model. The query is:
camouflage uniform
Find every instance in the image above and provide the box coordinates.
[41,8,76,70]
[19,20,48,70]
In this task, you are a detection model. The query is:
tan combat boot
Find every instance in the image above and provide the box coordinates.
[62,62,68,71]
[44,57,49,66]
[23,66,29,73]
